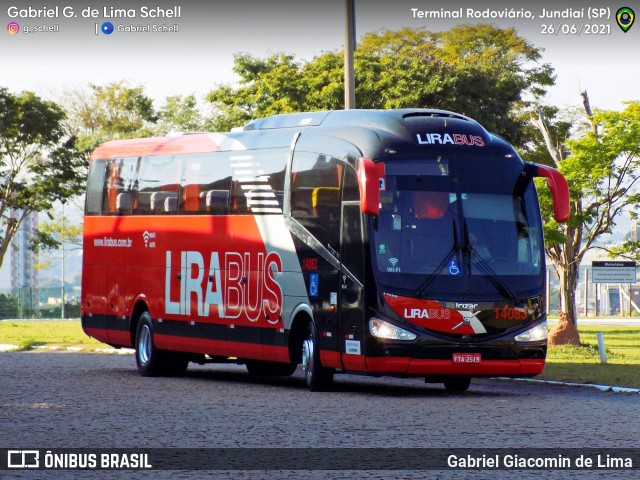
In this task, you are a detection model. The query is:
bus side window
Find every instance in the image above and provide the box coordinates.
[101,157,138,216]
[181,153,233,215]
[229,149,286,215]
[206,190,230,214]
[181,184,201,213]
[134,155,180,215]
[341,164,364,283]
[116,192,132,214]
[85,159,107,215]
[291,152,342,248]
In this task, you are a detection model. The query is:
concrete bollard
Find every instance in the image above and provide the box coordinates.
[597,331,607,364]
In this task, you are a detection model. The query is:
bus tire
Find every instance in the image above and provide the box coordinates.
[443,376,471,392]
[135,312,188,377]
[301,321,334,391]
[246,360,296,377]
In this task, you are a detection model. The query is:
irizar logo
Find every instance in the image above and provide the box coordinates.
[455,302,478,310]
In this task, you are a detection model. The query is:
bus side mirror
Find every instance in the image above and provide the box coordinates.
[528,163,570,223]
[357,157,380,216]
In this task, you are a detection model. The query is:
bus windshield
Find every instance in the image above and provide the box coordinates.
[371,154,544,300]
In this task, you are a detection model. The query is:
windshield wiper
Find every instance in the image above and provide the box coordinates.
[460,217,516,301]
[468,248,517,301]
[415,220,460,298]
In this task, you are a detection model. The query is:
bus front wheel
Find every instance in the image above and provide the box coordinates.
[301,321,334,391]
[135,312,188,377]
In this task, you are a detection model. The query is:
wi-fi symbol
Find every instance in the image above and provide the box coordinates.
[389,257,399,267]
[143,231,150,247]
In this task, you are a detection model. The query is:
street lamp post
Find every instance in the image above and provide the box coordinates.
[344,0,356,109]
[61,200,65,320]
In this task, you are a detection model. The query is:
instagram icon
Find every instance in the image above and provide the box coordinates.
[7,22,20,35]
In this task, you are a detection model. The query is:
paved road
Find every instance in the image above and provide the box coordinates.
[1,352,638,479]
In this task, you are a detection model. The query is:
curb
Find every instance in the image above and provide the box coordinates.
[502,377,640,394]
[0,344,134,354]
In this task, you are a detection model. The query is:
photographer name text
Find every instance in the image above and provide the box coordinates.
[7,5,181,19]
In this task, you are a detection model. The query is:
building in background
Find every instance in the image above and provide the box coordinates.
[10,210,39,312]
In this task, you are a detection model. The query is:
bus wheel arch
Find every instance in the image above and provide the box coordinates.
[288,310,312,366]
[129,300,149,347]
[133,309,188,377]
[288,306,334,391]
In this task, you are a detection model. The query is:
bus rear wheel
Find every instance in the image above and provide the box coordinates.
[135,312,188,377]
[443,376,471,392]
[301,321,334,391]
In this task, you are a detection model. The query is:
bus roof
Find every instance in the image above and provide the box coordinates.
[89,133,242,160]
[90,109,515,162]
[242,108,479,131]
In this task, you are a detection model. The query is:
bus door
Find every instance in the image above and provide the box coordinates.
[339,164,366,371]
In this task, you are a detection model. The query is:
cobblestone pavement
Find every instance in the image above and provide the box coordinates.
[1,352,638,479]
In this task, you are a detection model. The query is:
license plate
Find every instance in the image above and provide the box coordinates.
[453,353,481,364]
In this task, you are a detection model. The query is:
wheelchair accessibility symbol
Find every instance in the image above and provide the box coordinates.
[449,261,461,275]
[309,274,319,297]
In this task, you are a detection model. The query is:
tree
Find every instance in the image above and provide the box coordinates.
[156,94,206,133]
[207,53,307,131]
[0,293,19,319]
[64,82,210,152]
[533,99,640,344]
[0,87,84,270]
[206,25,554,146]
[62,81,159,159]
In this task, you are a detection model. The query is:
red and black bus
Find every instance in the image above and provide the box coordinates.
[81,109,569,391]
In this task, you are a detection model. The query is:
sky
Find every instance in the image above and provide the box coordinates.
[1,0,638,111]
[1,0,638,288]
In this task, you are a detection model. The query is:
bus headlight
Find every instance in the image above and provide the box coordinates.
[515,321,548,343]
[369,318,417,341]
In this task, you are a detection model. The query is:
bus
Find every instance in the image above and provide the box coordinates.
[81,109,569,391]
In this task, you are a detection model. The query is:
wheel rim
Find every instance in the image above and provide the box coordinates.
[138,324,152,366]
[302,337,313,383]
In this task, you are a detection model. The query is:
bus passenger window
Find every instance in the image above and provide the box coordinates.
[101,157,138,215]
[135,155,181,215]
[150,191,178,213]
[181,153,233,215]
[206,190,230,214]
[181,184,201,213]
[85,159,107,215]
[291,152,342,248]
[116,192,132,214]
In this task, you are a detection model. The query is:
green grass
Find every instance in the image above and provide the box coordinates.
[541,327,640,389]
[1,321,639,389]
[0,320,106,351]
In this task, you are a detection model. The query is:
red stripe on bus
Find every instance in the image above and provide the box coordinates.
[319,350,342,369]
[365,357,545,376]
[90,134,221,160]
[84,327,110,344]
[108,330,132,347]
[154,334,289,363]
